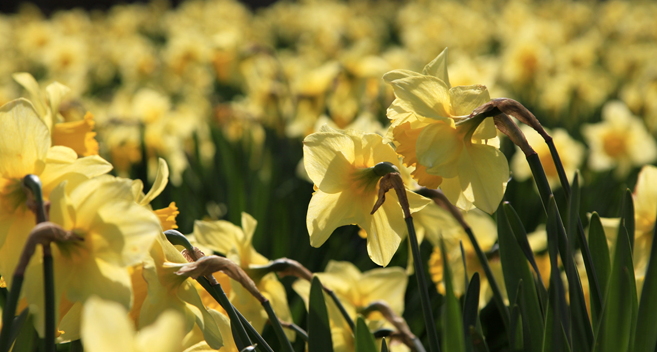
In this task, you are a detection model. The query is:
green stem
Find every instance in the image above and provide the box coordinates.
[283,322,308,342]
[545,139,603,316]
[22,175,55,351]
[463,227,511,331]
[70,339,83,352]
[43,245,55,352]
[0,275,24,352]
[325,289,355,332]
[405,217,441,352]
[196,277,253,350]
[262,300,294,352]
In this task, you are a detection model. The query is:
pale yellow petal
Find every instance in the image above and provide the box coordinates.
[81,296,135,352]
[360,267,408,316]
[39,146,113,196]
[193,220,244,255]
[45,82,70,125]
[177,282,224,350]
[422,48,450,87]
[139,158,169,206]
[388,76,452,120]
[307,190,358,248]
[135,310,186,352]
[457,144,509,214]
[49,181,74,230]
[363,192,406,267]
[12,73,46,116]
[66,257,133,309]
[303,132,356,189]
[416,121,462,178]
[448,85,490,116]
[382,69,422,83]
[0,99,50,178]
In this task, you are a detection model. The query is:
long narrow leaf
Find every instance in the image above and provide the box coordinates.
[588,212,611,328]
[463,273,482,352]
[619,189,635,251]
[441,239,465,352]
[309,276,334,352]
[498,204,544,352]
[594,226,636,352]
[355,316,378,352]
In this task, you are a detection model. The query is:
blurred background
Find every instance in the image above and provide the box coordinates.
[2,0,656,350]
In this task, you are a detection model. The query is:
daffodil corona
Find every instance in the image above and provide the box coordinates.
[303,126,430,267]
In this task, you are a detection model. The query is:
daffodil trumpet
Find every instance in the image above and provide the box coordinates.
[418,188,511,331]
[371,172,440,352]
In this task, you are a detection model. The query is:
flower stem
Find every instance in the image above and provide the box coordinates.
[262,300,294,352]
[22,175,55,352]
[0,275,24,352]
[325,289,355,332]
[406,217,441,352]
[545,139,603,314]
[196,277,254,351]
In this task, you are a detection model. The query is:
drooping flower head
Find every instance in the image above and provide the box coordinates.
[303,126,430,266]
[383,48,509,214]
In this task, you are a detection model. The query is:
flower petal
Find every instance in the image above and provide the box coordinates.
[416,121,462,178]
[307,190,358,248]
[0,99,50,178]
[457,144,509,214]
[387,76,452,120]
[303,132,355,189]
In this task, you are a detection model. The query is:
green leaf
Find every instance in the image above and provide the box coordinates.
[588,212,611,328]
[567,172,580,248]
[468,326,490,352]
[619,189,635,251]
[546,198,569,350]
[355,316,378,352]
[503,203,548,309]
[593,226,637,352]
[632,210,657,352]
[441,238,465,352]
[498,204,544,351]
[308,276,334,352]
[462,272,481,335]
[11,312,36,352]
[381,337,389,352]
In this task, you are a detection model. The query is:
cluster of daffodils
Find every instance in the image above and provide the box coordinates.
[0,0,656,184]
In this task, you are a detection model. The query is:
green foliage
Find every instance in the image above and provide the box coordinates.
[355,316,378,352]
[308,276,333,352]
[441,239,465,352]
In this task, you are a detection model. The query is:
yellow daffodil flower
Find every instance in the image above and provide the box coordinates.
[0,99,112,337]
[582,101,657,178]
[303,126,430,267]
[293,261,408,352]
[383,48,508,214]
[132,158,179,231]
[29,175,161,339]
[139,233,224,349]
[81,296,185,352]
[510,125,584,189]
[13,73,99,156]
[191,212,294,340]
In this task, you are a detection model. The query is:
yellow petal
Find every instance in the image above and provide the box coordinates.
[303,132,356,189]
[12,73,47,116]
[387,75,452,120]
[39,146,112,196]
[177,282,224,349]
[363,192,407,267]
[416,121,462,178]
[306,190,358,248]
[65,257,133,309]
[81,296,135,352]
[457,144,509,214]
[422,48,451,87]
[45,82,70,126]
[139,158,169,206]
[193,220,244,256]
[135,310,186,352]
[360,267,408,316]
[52,112,99,156]
[448,85,490,117]
[49,181,74,230]
[382,69,422,83]
[0,99,50,178]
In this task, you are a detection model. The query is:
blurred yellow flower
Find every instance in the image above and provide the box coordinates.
[81,296,185,352]
[510,125,584,189]
[303,126,430,266]
[139,233,224,350]
[191,212,293,340]
[582,101,657,178]
[35,176,161,339]
[293,261,407,352]
[384,48,508,214]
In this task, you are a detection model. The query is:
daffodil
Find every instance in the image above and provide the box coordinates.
[27,175,161,339]
[13,73,99,156]
[131,158,180,231]
[190,212,293,340]
[292,261,408,352]
[582,101,657,178]
[383,48,508,214]
[303,126,430,267]
[0,99,112,337]
[510,125,584,189]
[138,233,224,349]
[81,296,185,352]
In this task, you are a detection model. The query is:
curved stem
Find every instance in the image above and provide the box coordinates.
[406,217,441,352]
[262,300,294,352]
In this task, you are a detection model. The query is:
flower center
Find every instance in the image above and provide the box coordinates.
[602,131,627,158]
